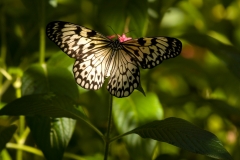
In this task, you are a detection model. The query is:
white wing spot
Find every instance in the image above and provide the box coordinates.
[77,78,81,84]
[81,80,85,86]
[117,91,121,97]
[134,83,137,88]
[75,71,79,77]
[124,91,129,97]
[73,67,78,72]
[130,86,133,93]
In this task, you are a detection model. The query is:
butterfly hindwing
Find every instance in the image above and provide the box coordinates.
[107,49,140,97]
[122,37,182,69]
[73,47,114,90]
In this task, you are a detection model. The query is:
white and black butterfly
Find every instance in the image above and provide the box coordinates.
[46,21,182,98]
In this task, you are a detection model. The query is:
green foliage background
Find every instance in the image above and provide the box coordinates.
[0,0,240,159]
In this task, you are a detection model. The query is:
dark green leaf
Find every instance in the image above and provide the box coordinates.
[20,64,80,159]
[0,93,86,120]
[22,64,79,100]
[126,117,233,160]
[26,116,75,160]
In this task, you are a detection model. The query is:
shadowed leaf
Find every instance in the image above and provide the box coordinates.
[124,117,232,160]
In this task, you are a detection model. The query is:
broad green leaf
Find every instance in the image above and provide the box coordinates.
[26,116,75,160]
[113,92,163,159]
[22,64,79,99]
[0,125,17,152]
[0,94,86,120]
[181,32,240,80]
[125,117,233,160]
[47,51,75,69]
[21,64,79,159]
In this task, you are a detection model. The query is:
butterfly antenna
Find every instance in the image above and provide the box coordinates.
[107,25,119,40]
[124,30,135,36]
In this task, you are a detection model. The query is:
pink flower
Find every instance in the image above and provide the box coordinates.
[107,34,132,42]
[118,34,132,42]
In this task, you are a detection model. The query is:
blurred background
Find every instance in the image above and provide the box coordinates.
[0,0,240,159]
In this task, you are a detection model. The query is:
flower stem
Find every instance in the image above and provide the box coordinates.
[104,95,113,160]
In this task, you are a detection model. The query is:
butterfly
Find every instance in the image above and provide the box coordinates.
[46,21,182,98]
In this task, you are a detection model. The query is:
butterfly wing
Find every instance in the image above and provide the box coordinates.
[122,37,182,69]
[106,48,140,97]
[46,21,182,98]
[46,21,112,90]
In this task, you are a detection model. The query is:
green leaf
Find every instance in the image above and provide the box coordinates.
[0,125,17,152]
[126,117,233,160]
[47,51,75,69]
[22,64,79,100]
[113,92,163,159]
[20,64,80,159]
[181,32,240,80]
[0,93,86,120]
[26,116,75,160]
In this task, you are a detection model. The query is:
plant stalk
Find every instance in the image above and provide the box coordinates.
[39,0,45,65]
[104,95,113,160]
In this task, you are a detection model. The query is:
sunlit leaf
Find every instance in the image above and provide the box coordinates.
[47,51,75,68]
[113,92,163,159]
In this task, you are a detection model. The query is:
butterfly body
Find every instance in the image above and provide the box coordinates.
[46,21,182,98]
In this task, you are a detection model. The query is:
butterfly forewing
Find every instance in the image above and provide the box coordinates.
[46,21,182,98]
[46,21,110,58]
[122,37,182,69]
